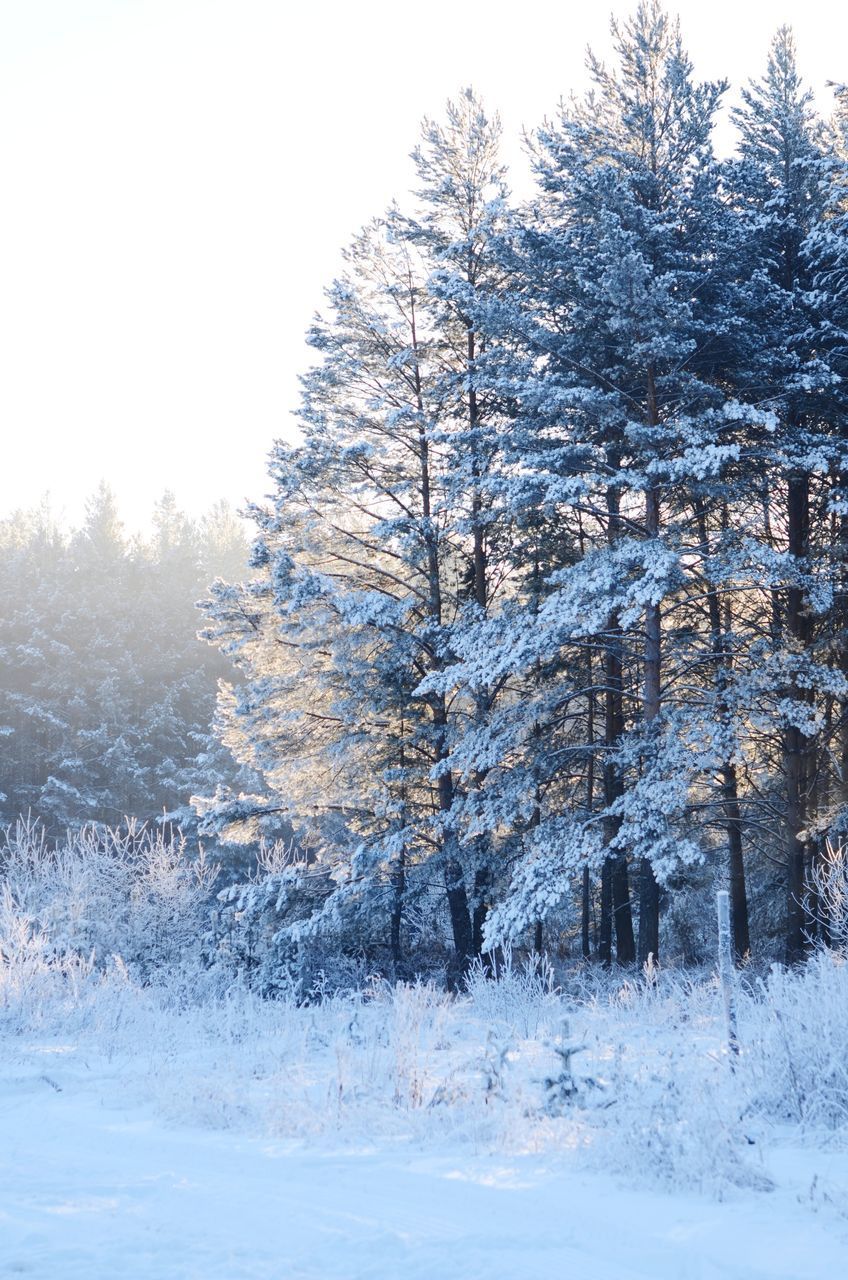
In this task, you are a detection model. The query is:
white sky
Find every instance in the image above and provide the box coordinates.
[2,0,846,531]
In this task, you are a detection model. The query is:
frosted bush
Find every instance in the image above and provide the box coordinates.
[0,818,218,982]
[740,951,848,1131]
[387,980,451,1108]
[1,818,128,961]
[553,952,848,1192]
[0,883,98,1033]
[806,840,848,952]
[581,1029,770,1194]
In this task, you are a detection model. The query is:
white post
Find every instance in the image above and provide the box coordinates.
[716,889,739,1058]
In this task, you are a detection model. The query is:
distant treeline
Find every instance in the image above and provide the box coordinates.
[0,486,250,835]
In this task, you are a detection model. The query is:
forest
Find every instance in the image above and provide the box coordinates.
[5,6,848,988]
[201,10,848,983]
[0,488,249,834]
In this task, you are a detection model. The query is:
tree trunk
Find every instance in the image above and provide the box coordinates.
[583,648,597,963]
[638,475,662,966]
[603,470,636,964]
[612,854,635,963]
[434,708,474,970]
[598,858,613,966]
[723,764,751,962]
[390,847,405,971]
[581,866,591,960]
[472,862,491,957]
[411,290,474,971]
[467,324,493,958]
[695,500,751,961]
[785,470,814,964]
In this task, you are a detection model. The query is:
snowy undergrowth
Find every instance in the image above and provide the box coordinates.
[4,925,848,1203]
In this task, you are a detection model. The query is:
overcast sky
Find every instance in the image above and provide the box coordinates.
[2,0,847,530]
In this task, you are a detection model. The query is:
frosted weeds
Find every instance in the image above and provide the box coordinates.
[2,824,846,1195]
[462,949,560,1038]
[4,915,848,1199]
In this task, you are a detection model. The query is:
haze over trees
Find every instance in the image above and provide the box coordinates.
[0,486,251,837]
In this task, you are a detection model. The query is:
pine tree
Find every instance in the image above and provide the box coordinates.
[457,2,743,964]
[729,27,845,962]
[200,94,510,973]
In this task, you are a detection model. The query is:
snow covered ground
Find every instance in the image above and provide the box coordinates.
[2,961,848,1278]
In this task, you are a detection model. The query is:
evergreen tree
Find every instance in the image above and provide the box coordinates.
[457,2,745,963]
[728,27,848,961]
[200,93,509,974]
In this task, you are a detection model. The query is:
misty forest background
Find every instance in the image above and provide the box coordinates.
[5,2,848,989]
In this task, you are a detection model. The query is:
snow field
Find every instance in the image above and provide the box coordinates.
[2,951,848,1275]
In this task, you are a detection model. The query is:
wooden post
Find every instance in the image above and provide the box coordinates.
[716,890,740,1057]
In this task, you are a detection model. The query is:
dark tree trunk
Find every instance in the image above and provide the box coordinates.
[785,470,814,965]
[695,500,751,962]
[467,324,493,959]
[472,862,490,957]
[598,858,613,966]
[603,471,636,964]
[411,291,474,973]
[833,499,848,950]
[723,764,751,962]
[583,648,596,963]
[435,746,473,969]
[807,695,832,949]
[638,856,660,969]
[638,470,662,966]
[581,866,591,960]
[390,847,405,970]
[612,854,635,963]
[444,864,474,974]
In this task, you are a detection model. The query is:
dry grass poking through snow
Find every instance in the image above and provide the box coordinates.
[4,905,848,1202]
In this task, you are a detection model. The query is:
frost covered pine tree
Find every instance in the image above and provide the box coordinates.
[406,90,514,953]
[461,2,747,964]
[728,27,848,962]
[200,92,510,976]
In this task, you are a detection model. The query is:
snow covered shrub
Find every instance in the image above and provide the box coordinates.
[660,874,716,966]
[541,1021,604,1114]
[1,817,127,960]
[0,883,55,1028]
[806,840,848,953]
[0,883,96,1032]
[0,818,218,981]
[589,1039,770,1194]
[125,829,219,982]
[555,967,772,1194]
[740,951,848,1130]
[207,846,446,997]
[209,863,358,997]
